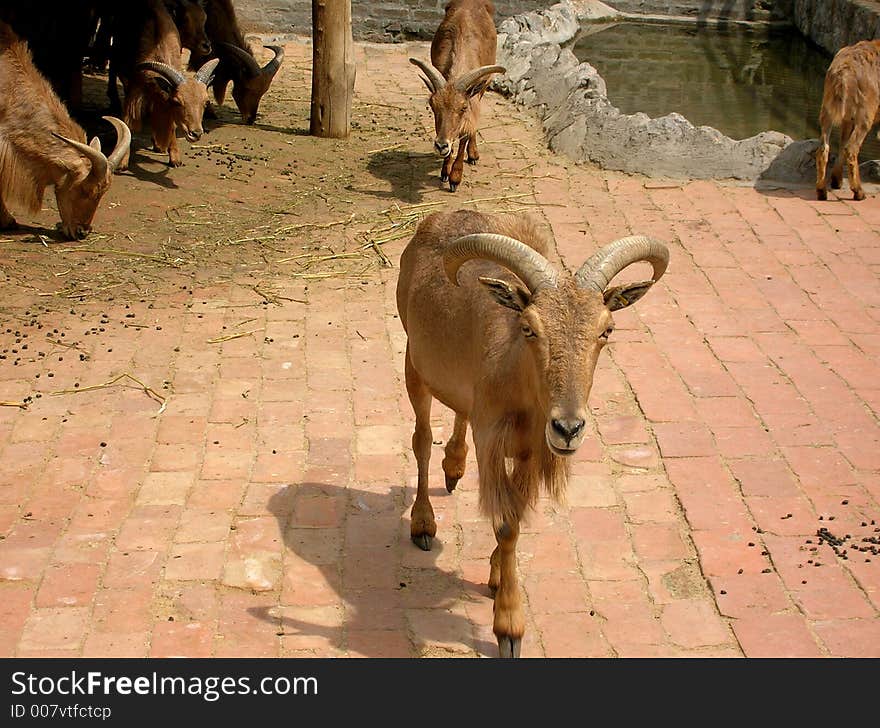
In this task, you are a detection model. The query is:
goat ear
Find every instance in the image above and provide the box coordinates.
[466,81,488,98]
[603,281,654,311]
[479,277,531,312]
[150,75,175,95]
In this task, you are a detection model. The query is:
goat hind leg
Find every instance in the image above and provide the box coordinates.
[830,120,852,190]
[441,413,469,492]
[405,348,437,551]
[844,123,870,201]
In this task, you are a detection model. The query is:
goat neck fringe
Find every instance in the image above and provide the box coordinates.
[478,413,569,528]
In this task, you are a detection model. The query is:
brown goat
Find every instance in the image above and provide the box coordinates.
[112,0,219,169]
[816,39,880,201]
[410,0,505,191]
[396,209,668,657]
[107,0,212,113]
[187,0,284,125]
[0,22,130,240]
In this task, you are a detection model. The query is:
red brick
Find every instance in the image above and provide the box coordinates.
[812,618,880,657]
[533,612,612,657]
[20,607,90,651]
[732,613,823,657]
[652,421,716,458]
[35,562,101,608]
[661,599,733,649]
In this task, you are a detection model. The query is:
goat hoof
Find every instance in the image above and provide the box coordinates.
[497,635,521,659]
[449,182,458,192]
[816,188,827,201]
[412,534,433,551]
[440,172,448,182]
[830,178,842,189]
[466,158,477,165]
[444,475,460,493]
[853,190,866,201]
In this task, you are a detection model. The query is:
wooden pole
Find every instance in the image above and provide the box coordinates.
[310,0,355,138]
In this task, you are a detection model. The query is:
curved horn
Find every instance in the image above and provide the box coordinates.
[195,57,221,85]
[262,44,284,76]
[444,233,558,293]
[136,61,186,89]
[52,132,108,180]
[409,58,446,93]
[219,42,261,78]
[575,235,669,292]
[453,64,506,93]
[102,116,131,172]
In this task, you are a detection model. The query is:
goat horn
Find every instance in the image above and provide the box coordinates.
[195,57,221,85]
[101,116,131,172]
[409,58,446,92]
[219,42,261,78]
[444,233,558,293]
[575,235,669,292]
[453,65,506,93]
[52,132,109,180]
[262,44,284,76]
[136,61,186,89]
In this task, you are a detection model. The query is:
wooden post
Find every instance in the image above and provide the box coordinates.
[310,0,355,138]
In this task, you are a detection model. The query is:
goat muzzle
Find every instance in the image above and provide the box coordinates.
[434,140,452,157]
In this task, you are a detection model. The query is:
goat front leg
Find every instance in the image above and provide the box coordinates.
[816,130,830,200]
[447,137,468,192]
[466,133,479,165]
[441,413,469,493]
[405,347,436,551]
[491,520,524,658]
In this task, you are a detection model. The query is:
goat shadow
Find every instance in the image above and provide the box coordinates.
[361,149,446,204]
[254,480,496,657]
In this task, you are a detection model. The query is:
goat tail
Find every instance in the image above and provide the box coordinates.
[819,66,851,134]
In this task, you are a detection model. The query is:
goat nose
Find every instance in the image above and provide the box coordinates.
[551,418,585,444]
[434,140,450,156]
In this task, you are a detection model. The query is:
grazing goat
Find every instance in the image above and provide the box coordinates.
[187,0,284,125]
[112,0,219,169]
[410,0,504,191]
[396,209,668,657]
[107,0,212,114]
[0,22,130,240]
[816,39,880,201]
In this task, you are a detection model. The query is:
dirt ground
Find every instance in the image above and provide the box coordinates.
[1,34,878,658]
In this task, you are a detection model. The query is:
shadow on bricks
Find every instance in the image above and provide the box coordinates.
[363,150,442,204]
[258,482,494,656]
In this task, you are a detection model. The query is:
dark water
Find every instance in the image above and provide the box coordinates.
[569,21,880,161]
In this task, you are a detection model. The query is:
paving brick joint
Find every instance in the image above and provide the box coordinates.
[0,33,878,658]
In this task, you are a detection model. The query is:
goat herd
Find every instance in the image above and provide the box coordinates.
[0,0,876,658]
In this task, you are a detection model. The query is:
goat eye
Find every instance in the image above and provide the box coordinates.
[521,324,536,338]
[600,326,614,340]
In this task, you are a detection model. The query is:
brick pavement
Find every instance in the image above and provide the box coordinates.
[0,37,878,658]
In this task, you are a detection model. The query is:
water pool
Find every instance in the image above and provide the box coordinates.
[569,21,880,161]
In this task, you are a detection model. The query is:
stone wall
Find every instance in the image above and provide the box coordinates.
[602,0,792,21]
[791,0,880,53]
[234,1,560,41]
